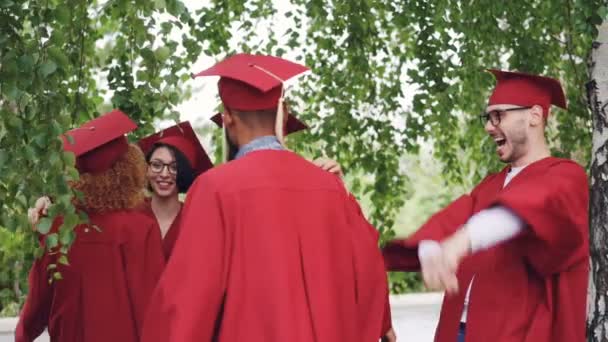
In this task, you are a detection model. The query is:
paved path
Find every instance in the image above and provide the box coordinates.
[390,292,441,341]
[0,293,442,342]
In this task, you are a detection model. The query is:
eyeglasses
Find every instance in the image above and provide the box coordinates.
[480,106,531,126]
[148,160,178,175]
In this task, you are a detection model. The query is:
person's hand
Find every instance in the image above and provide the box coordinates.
[312,157,344,178]
[27,196,52,227]
[419,240,459,295]
[440,227,472,281]
[381,328,397,342]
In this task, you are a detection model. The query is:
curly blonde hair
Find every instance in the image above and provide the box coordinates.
[72,144,147,212]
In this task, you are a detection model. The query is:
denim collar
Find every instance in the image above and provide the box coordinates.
[234,136,285,160]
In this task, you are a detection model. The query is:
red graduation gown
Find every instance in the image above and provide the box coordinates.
[15,210,166,342]
[141,150,389,342]
[140,198,183,260]
[383,157,589,342]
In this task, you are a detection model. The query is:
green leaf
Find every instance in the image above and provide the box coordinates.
[66,166,80,182]
[155,46,171,62]
[0,149,7,170]
[50,29,65,45]
[167,0,185,16]
[46,233,59,249]
[7,116,21,129]
[590,14,603,26]
[53,272,63,280]
[50,120,64,136]
[62,212,79,230]
[33,133,48,148]
[160,22,172,34]
[33,245,44,259]
[39,61,58,78]
[55,4,71,24]
[599,5,608,20]
[136,70,149,82]
[3,81,19,101]
[58,255,70,266]
[48,47,70,67]
[17,55,35,73]
[154,0,166,10]
[140,48,156,63]
[59,227,75,246]
[37,217,54,234]
[62,151,76,166]
[77,210,89,222]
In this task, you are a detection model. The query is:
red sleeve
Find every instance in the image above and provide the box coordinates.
[494,162,589,275]
[15,218,63,342]
[123,218,166,338]
[382,194,475,271]
[141,176,229,342]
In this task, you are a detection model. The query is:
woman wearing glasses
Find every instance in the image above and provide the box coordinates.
[137,121,213,260]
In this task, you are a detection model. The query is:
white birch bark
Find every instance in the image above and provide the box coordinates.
[587,21,608,342]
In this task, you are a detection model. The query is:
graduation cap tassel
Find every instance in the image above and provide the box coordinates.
[275,97,286,146]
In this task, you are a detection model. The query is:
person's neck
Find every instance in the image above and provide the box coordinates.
[150,193,181,218]
[236,128,276,148]
[511,141,551,168]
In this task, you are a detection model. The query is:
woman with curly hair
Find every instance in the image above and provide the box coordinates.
[16,110,165,342]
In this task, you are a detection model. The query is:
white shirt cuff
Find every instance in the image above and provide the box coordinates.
[465,206,525,252]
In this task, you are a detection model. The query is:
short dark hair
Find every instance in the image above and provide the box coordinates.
[230,107,277,129]
[145,143,195,193]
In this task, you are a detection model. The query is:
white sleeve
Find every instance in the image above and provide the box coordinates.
[465,206,525,252]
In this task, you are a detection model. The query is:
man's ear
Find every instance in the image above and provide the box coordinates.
[223,108,235,126]
[529,105,544,127]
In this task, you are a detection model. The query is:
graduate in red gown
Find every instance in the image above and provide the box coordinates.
[141,53,391,342]
[16,110,166,342]
[138,121,214,260]
[383,70,589,342]
[137,119,339,261]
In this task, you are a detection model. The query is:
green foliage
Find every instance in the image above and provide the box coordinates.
[389,272,425,294]
[0,227,35,317]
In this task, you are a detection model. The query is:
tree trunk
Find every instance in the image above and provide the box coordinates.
[587,21,608,342]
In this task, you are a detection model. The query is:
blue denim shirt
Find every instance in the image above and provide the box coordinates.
[234,136,285,160]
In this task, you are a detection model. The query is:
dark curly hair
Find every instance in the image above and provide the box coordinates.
[145,143,195,193]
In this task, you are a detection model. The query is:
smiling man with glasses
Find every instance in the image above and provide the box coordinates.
[480,105,531,127]
[384,70,589,342]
